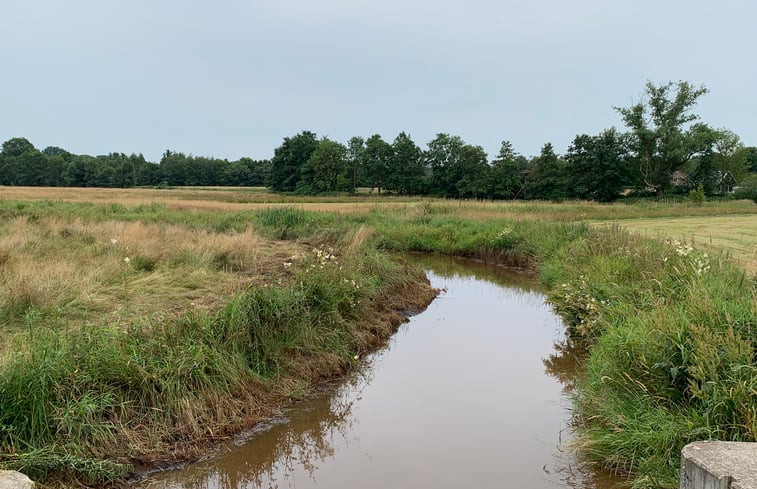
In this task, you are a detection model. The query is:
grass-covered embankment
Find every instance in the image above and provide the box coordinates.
[1,195,755,488]
[369,207,755,489]
[0,206,435,484]
[542,227,756,488]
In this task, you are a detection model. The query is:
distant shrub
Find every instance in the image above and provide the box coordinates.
[686,184,706,206]
[733,175,757,204]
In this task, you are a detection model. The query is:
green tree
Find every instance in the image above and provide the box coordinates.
[455,144,491,199]
[1,137,35,157]
[616,81,717,197]
[564,128,628,202]
[63,156,97,186]
[0,138,49,186]
[386,132,425,194]
[223,160,252,186]
[42,146,72,159]
[425,133,466,197]
[346,136,365,192]
[159,151,189,186]
[744,146,757,173]
[135,157,160,186]
[302,138,349,193]
[269,131,318,192]
[244,159,272,186]
[523,143,567,200]
[363,134,392,193]
[490,140,521,199]
[713,130,749,185]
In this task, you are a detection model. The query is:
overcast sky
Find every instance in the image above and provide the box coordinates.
[1,1,755,162]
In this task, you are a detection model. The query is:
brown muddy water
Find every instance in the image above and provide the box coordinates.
[132,256,624,489]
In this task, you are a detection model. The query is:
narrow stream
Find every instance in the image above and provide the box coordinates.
[134,256,623,489]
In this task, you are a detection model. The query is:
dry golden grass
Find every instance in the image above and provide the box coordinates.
[0,216,304,352]
[0,186,417,213]
[4,186,757,221]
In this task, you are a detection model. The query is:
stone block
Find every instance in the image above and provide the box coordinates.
[680,441,757,489]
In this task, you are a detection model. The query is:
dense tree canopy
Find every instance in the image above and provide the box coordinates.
[268,131,318,192]
[523,143,566,201]
[301,138,351,193]
[490,141,522,199]
[564,129,629,202]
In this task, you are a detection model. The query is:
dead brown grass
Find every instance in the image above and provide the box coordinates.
[0,216,305,352]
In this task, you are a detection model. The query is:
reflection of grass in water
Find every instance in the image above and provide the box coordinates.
[404,253,544,294]
[543,336,586,389]
[148,365,376,489]
[543,337,631,489]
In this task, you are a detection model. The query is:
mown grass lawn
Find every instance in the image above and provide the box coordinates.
[605,214,757,273]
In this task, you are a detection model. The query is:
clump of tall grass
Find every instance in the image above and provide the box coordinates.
[254,207,338,240]
[543,225,756,487]
[372,213,587,269]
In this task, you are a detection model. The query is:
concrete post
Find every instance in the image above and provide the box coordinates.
[680,441,757,489]
[0,470,35,489]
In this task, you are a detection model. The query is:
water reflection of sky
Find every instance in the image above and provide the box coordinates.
[133,256,624,489]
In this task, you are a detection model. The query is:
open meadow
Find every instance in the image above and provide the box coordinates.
[0,186,755,488]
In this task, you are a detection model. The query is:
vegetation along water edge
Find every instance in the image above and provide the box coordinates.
[0,197,755,489]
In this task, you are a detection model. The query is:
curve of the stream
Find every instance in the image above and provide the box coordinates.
[133,255,624,489]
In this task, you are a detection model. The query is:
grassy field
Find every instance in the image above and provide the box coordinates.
[604,215,757,274]
[4,185,757,222]
[0,216,304,354]
[0,186,755,488]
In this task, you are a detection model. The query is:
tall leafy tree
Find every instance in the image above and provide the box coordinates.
[62,155,95,186]
[713,130,749,184]
[523,143,567,200]
[455,144,491,199]
[0,138,47,186]
[425,133,466,197]
[386,132,425,194]
[302,138,349,193]
[245,159,272,186]
[745,147,757,173]
[346,136,365,192]
[363,134,392,193]
[490,140,521,199]
[269,131,318,192]
[616,81,718,197]
[564,129,629,202]
[1,137,35,157]
[159,151,189,186]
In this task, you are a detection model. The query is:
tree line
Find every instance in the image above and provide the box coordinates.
[0,140,271,188]
[2,81,756,200]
